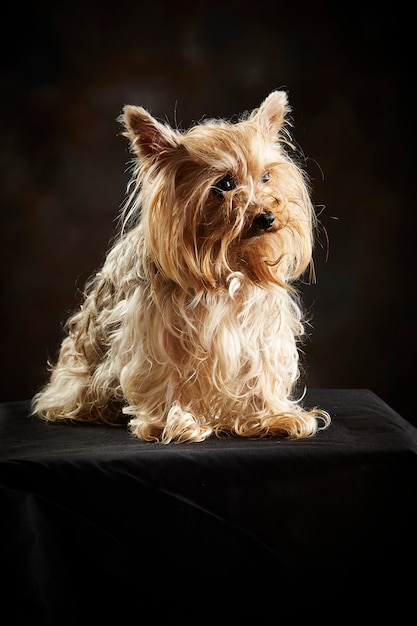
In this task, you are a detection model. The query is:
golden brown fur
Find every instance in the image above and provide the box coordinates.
[32,91,330,442]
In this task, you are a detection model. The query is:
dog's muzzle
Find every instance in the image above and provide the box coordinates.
[254,212,275,231]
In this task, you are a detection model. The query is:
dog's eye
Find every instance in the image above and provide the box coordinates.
[212,175,236,195]
[261,172,270,184]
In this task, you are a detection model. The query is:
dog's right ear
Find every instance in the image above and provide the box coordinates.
[118,106,179,159]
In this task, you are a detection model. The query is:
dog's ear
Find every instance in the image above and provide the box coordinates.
[119,105,179,159]
[250,91,291,137]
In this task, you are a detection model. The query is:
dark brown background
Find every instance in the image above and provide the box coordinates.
[2,2,415,425]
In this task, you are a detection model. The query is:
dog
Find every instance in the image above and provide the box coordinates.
[32,90,330,443]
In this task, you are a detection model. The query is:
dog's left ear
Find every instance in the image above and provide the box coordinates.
[250,90,291,137]
[119,105,179,159]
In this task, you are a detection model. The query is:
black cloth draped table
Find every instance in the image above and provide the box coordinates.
[1,389,416,624]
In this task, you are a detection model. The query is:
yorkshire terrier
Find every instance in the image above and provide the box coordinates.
[32,90,330,443]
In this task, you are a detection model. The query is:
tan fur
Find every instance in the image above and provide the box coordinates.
[32,91,330,443]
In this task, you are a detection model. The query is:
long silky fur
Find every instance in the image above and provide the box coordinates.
[32,90,330,443]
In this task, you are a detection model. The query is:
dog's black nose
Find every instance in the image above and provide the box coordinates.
[255,212,275,230]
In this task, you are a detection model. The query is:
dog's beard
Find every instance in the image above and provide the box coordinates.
[198,199,312,288]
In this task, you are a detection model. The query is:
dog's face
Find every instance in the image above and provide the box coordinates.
[120,91,314,291]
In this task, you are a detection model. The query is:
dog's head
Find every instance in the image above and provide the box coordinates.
[119,91,315,292]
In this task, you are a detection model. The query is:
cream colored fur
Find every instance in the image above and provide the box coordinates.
[32,91,330,443]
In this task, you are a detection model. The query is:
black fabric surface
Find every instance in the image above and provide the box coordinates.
[1,389,416,624]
